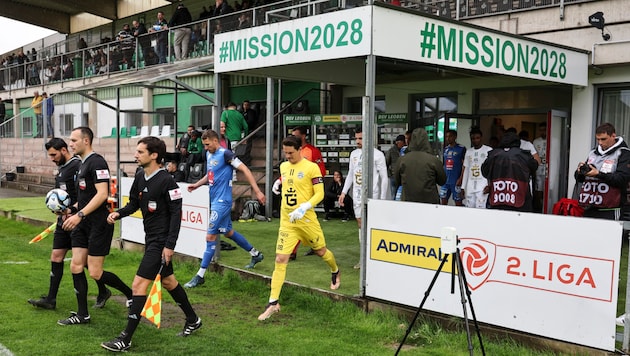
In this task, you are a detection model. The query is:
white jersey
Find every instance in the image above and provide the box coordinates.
[342,147,389,201]
[520,139,537,157]
[461,145,492,193]
[533,137,547,175]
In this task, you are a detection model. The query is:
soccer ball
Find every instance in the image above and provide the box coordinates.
[45,188,71,213]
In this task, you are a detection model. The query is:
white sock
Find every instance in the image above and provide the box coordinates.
[197,268,207,277]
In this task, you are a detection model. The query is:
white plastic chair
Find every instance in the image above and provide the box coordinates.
[132,126,149,138]
[149,125,160,137]
[160,125,171,137]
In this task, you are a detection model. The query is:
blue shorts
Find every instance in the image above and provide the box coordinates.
[439,183,463,202]
[208,202,232,235]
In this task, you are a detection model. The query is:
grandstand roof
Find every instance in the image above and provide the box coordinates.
[0,0,176,34]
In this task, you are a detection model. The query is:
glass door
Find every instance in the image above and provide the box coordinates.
[442,113,480,159]
[544,110,570,213]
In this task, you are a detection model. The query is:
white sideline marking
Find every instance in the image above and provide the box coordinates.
[0,343,15,356]
[0,261,29,264]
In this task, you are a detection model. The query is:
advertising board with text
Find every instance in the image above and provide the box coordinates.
[372,7,587,86]
[214,7,372,73]
[366,200,621,351]
[120,177,208,259]
[215,6,587,86]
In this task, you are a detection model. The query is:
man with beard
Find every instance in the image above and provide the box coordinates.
[28,138,111,310]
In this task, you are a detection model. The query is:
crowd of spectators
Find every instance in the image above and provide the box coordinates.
[0,0,304,91]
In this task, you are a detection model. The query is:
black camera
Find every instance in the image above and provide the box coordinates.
[580,164,592,175]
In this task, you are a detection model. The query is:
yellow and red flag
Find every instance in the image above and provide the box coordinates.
[141,272,162,328]
[29,223,57,244]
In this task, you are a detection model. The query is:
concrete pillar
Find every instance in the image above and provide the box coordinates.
[12,97,19,137]
[143,87,153,127]
[88,90,98,129]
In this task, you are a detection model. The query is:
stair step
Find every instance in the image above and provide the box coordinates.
[29,184,55,195]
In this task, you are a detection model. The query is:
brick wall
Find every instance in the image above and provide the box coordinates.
[0,137,175,177]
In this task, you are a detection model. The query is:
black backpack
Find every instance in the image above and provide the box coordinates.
[239,200,264,221]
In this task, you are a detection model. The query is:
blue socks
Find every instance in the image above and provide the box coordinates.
[200,240,217,269]
[229,231,253,251]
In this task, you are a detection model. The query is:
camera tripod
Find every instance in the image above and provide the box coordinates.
[395,246,485,356]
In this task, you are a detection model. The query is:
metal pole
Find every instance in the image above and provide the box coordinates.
[116,87,121,210]
[265,78,275,218]
[360,54,376,296]
[623,225,630,351]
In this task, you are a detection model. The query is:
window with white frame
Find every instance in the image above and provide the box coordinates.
[60,113,74,136]
[598,87,630,139]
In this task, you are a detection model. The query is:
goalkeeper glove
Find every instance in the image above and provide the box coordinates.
[288,202,312,223]
[272,178,282,195]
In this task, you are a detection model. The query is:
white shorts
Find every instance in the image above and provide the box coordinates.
[465,191,488,209]
[352,190,361,219]
[535,174,545,191]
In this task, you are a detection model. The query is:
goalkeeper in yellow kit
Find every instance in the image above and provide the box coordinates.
[258,135,341,321]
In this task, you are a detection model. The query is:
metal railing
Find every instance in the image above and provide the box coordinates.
[0,103,50,177]
[0,0,593,96]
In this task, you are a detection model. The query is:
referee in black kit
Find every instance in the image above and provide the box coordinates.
[28,138,111,310]
[102,136,201,352]
[59,127,133,326]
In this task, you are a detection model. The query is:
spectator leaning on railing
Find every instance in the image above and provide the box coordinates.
[149,11,169,64]
[169,3,193,61]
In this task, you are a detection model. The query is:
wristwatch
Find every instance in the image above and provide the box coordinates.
[78,211,86,219]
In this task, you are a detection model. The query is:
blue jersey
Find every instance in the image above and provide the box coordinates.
[206,148,237,205]
[443,144,466,185]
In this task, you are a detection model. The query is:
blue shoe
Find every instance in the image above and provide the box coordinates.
[245,253,264,269]
[184,275,205,288]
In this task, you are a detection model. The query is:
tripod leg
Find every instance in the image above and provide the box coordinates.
[395,255,449,356]
[456,248,486,356]
[451,251,456,294]
[455,256,475,356]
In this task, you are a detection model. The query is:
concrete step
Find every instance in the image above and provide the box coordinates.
[3,180,52,195]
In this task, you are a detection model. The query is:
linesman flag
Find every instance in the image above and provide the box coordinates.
[29,223,57,244]
[141,264,164,328]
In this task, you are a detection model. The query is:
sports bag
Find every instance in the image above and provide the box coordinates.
[239,200,262,221]
[552,198,584,217]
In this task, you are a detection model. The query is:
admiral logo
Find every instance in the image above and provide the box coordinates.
[371,229,452,272]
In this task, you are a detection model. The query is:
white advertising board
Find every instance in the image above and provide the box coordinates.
[366,200,622,351]
[214,7,372,73]
[120,177,208,258]
[370,7,588,86]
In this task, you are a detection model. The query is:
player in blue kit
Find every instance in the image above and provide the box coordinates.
[184,129,266,288]
[440,130,466,206]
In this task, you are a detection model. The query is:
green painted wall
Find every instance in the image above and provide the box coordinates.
[230,81,321,113]
[154,91,215,133]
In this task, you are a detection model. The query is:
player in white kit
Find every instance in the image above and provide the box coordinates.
[461,127,493,208]
[338,128,388,268]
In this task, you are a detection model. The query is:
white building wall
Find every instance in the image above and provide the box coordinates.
[95,97,144,138]
[569,67,630,189]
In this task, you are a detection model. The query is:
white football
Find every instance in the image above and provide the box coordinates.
[45,188,71,213]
